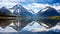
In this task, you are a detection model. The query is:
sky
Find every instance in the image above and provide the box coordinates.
[0,0,60,32]
[0,0,60,13]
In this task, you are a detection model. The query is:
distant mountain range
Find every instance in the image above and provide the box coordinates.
[36,6,60,17]
[0,7,20,17]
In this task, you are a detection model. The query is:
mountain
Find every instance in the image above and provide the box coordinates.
[0,7,11,15]
[10,4,34,17]
[10,4,34,22]
[0,7,21,16]
[36,6,60,17]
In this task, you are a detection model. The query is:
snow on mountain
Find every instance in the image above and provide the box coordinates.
[28,9,35,14]
[10,4,34,17]
[37,6,60,17]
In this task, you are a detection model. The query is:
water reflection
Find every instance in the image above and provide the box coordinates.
[0,17,60,31]
[37,18,60,28]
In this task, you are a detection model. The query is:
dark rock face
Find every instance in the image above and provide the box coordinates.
[0,7,11,15]
[36,6,60,17]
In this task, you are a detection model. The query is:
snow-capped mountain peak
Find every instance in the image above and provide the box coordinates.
[28,9,35,14]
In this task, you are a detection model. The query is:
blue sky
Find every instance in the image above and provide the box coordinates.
[0,0,60,32]
[0,0,60,3]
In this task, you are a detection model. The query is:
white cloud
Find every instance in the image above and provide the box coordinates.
[23,3,60,13]
[0,3,17,8]
[23,3,49,13]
